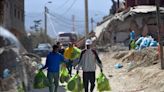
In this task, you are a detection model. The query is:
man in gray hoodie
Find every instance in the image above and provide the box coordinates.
[77,39,103,92]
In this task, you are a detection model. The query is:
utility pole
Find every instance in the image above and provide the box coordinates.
[117,0,120,9]
[84,0,89,39]
[72,15,75,32]
[44,6,48,42]
[0,0,4,25]
[44,1,52,42]
[156,0,164,69]
[91,17,94,31]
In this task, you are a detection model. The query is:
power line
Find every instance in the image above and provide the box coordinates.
[47,14,58,36]
[48,14,84,33]
[49,15,84,30]
[56,0,71,9]
[48,13,85,27]
[61,0,77,15]
[48,12,85,23]
[51,17,85,29]
[51,18,84,29]
[51,17,84,27]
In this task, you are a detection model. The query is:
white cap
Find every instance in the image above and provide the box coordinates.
[85,39,92,45]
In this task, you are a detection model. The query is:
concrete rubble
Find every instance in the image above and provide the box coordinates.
[0,27,42,92]
[0,47,41,92]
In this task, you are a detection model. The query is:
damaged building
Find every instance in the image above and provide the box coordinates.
[0,0,25,38]
[95,6,164,46]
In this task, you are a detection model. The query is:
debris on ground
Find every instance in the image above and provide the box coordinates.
[99,45,164,92]
[122,47,158,66]
[0,47,41,91]
[112,51,129,59]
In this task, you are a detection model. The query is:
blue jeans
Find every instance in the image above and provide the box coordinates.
[47,72,59,92]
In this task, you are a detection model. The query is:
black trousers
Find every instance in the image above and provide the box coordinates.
[66,60,73,76]
[83,72,95,92]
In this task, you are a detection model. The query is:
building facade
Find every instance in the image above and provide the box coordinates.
[125,0,164,8]
[1,0,25,38]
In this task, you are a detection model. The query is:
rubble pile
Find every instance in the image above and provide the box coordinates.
[0,26,42,91]
[122,47,158,66]
[0,48,18,77]
[22,53,42,84]
[112,47,159,68]
[0,48,41,91]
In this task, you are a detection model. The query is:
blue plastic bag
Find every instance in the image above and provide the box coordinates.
[135,37,144,45]
[115,64,123,69]
[150,41,158,47]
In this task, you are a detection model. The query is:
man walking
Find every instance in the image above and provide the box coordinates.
[64,42,81,76]
[40,44,64,92]
[77,39,103,92]
[129,28,135,50]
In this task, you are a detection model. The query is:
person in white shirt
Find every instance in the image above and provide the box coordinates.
[77,39,103,92]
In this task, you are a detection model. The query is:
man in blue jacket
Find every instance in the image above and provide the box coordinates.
[40,44,64,92]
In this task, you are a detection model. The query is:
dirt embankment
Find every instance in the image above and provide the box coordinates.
[100,46,164,92]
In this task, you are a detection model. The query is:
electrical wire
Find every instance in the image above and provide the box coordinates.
[56,0,71,9]
[50,17,85,29]
[48,15,85,32]
[52,19,84,29]
[47,14,58,36]
[48,12,85,23]
[47,12,84,27]
[61,0,77,15]
[25,14,41,18]
[48,14,84,33]
[48,13,85,28]
[50,17,84,28]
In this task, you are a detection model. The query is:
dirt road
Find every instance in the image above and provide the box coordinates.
[32,58,100,92]
[32,50,164,92]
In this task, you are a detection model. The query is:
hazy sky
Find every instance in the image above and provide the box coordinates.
[25,0,112,14]
[25,0,112,37]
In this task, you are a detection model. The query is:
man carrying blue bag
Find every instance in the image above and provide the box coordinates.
[40,44,65,92]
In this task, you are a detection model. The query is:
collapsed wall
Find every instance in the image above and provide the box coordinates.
[95,6,164,46]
